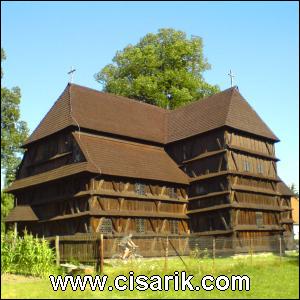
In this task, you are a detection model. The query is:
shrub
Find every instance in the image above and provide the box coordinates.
[1,230,56,277]
[190,247,210,259]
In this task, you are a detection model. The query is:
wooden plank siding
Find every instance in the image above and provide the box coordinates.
[166,127,290,250]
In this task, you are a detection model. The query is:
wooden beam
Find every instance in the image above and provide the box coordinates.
[190,170,279,183]
[111,219,118,232]
[220,181,226,191]
[235,209,239,226]
[149,219,156,233]
[228,144,279,161]
[181,149,226,165]
[160,187,166,196]
[234,225,283,231]
[187,204,231,214]
[91,178,95,191]
[218,211,229,230]
[265,142,272,156]
[157,201,161,212]
[218,156,224,172]
[161,219,167,233]
[75,201,80,213]
[84,222,89,233]
[149,185,155,195]
[230,191,235,203]
[112,181,118,192]
[181,220,189,233]
[188,190,230,202]
[97,197,105,211]
[40,210,189,222]
[83,190,188,203]
[119,198,124,210]
[231,151,239,171]
[231,184,279,196]
[280,218,294,224]
[124,218,131,233]
[123,182,130,192]
[95,217,104,233]
[26,151,72,168]
[97,179,104,190]
[216,137,222,149]
[117,219,121,233]
[69,200,74,214]
[267,162,272,177]
[232,202,283,212]
[192,229,233,236]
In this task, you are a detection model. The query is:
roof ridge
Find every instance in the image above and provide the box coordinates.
[224,86,238,125]
[170,87,236,113]
[225,87,279,141]
[69,83,167,112]
[24,84,74,146]
[73,131,164,152]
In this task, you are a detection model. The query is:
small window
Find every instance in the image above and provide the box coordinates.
[136,218,145,233]
[196,185,206,195]
[169,187,178,199]
[73,144,81,162]
[135,183,145,195]
[64,135,73,152]
[243,161,251,172]
[257,164,264,174]
[183,145,187,160]
[256,212,263,228]
[100,218,113,234]
[170,220,179,234]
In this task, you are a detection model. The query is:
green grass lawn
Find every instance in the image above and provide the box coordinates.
[1,253,299,299]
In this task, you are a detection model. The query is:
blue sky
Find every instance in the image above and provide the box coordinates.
[1,1,299,189]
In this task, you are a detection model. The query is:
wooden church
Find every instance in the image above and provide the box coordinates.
[5,83,294,252]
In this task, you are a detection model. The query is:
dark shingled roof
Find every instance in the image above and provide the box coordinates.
[13,84,278,190]
[6,162,89,192]
[25,84,166,145]
[73,132,188,184]
[278,180,295,196]
[24,84,279,147]
[167,87,279,142]
[6,133,188,192]
[5,205,38,222]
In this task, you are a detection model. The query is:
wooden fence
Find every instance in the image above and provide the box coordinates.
[46,233,295,266]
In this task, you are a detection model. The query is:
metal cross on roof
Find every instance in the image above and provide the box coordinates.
[68,66,76,83]
[228,69,235,87]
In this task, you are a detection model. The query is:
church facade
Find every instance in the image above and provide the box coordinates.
[5,83,294,252]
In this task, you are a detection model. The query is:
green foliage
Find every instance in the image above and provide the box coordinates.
[1,192,14,233]
[1,230,56,277]
[1,48,6,78]
[190,247,210,259]
[1,48,29,229]
[1,82,29,186]
[1,254,299,298]
[95,28,220,109]
[290,183,299,197]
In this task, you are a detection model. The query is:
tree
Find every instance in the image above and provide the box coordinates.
[95,28,219,109]
[1,48,29,228]
[289,183,299,197]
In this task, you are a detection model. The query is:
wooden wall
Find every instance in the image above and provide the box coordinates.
[15,173,189,237]
[88,176,189,236]
[166,127,287,249]
[12,125,293,253]
[17,131,84,179]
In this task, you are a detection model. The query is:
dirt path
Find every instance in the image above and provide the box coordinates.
[1,273,43,284]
